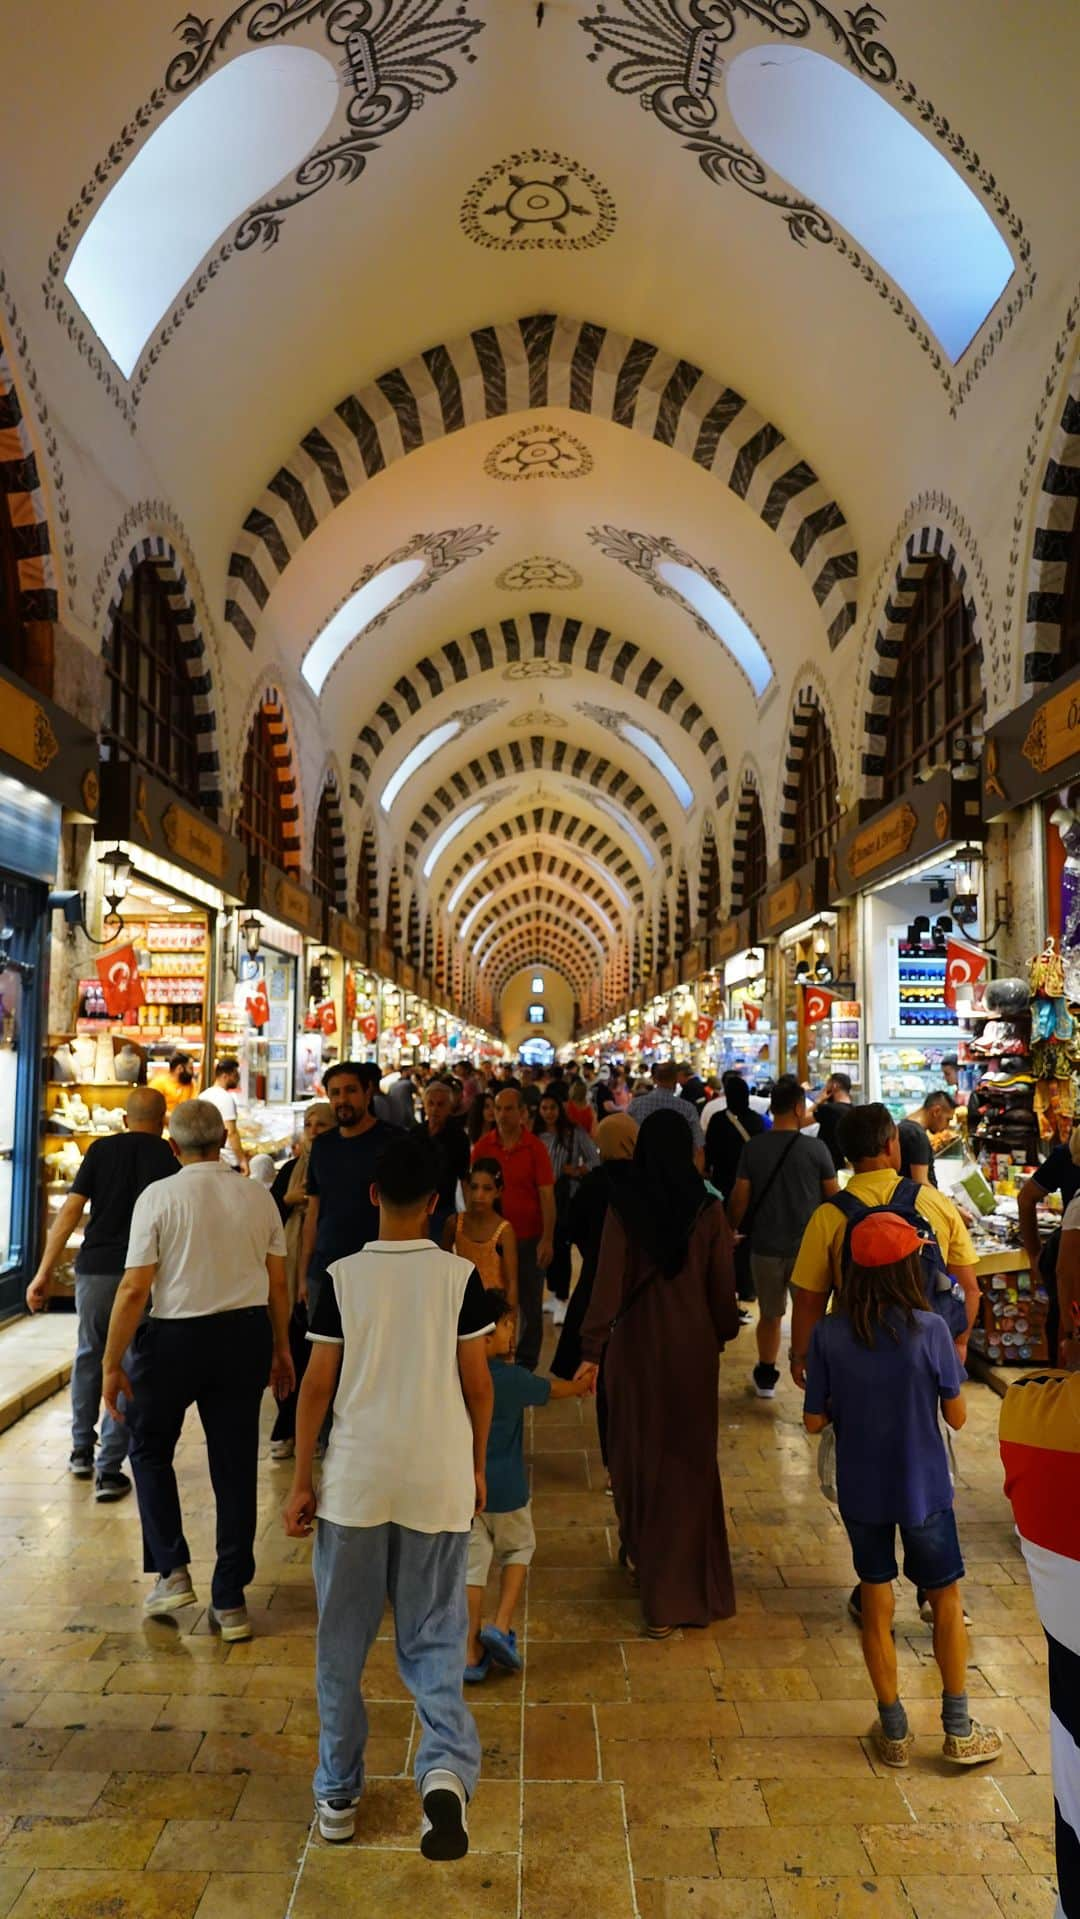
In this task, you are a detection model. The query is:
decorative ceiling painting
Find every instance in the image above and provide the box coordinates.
[483,422,594,481]
[580,0,1034,410]
[460,148,617,251]
[495,557,583,591]
[43,0,486,417]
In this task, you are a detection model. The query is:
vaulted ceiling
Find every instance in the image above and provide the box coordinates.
[4,0,1080,1038]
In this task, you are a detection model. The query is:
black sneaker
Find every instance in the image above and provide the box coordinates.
[69,1450,94,1479]
[738,1308,754,1325]
[847,1583,863,1626]
[94,1471,132,1502]
[752,1363,780,1399]
[420,1770,468,1861]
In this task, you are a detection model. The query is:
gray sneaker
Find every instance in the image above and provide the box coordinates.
[316,1794,359,1843]
[208,1603,252,1643]
[144,1569,197,1617]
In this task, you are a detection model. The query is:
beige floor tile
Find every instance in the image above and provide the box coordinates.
[191,1872,295,1919]
[54,1729,203,1773]
[1005,1825,1056,1877]
[898,1777,1018,1824]
[714,1825,875,1878]
[191,1731,317,1775]
[107,1665,252,1697]
[626,1666,720,1703]
[148,1819,308,1873]
[290,1845,517,1917]
[984,1875,1061,1916]
[0,1870,31,1919]
[766,1876,915,1918]
[761,1778,913,1826]
[628,1825,719,1880]
[24,1690,168,1730]
[992,1777,1054,1824]
[623,1780,769,1829]
[155,1696,290,1734]
[6,1870,207,1918]
[600,1735,718,1787]
[713,1735,875,1778]
[523,1702,598,1780]
[94,1774,246,1820]
[859,1824,1027,1877]
[596,1701,741,1739]
[900,1877,1001,1918]
[525,1643,628,1702]
[636,1880,772,1918]
[715,1666,820,1701]
[0,1730,71,1770]
[0,1816,164,1869]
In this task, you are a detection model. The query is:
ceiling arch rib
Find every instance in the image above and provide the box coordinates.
[448,852,628,935]
[488,950,594,1004]
[349,611,728,811]
[405,737,673,879]
[437,810,646,910]
[225,314,858,652]
[472,899,608,970]
[467,877,617,954]
[480,924,600,999]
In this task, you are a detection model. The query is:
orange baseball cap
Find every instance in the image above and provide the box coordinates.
[849,1211,922,1267]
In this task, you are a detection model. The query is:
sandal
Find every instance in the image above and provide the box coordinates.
[644,1624,674,1640]
[617,1544,639,1586]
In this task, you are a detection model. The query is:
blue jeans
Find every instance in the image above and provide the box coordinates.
[72,1272,129,1473]
[312,1518,481,1803]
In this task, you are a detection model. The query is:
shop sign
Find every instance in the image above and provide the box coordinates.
[678,942,703,985]
[983,659,1080,819]
[0,663,98,820]
[845,803,918,880]
[272,873,321,937]
[328,911,364,962]
[710,909,752,964]
[400,961,417,993]
[97,763,247,899]
[374,942,395,978]
[161,803,228,882]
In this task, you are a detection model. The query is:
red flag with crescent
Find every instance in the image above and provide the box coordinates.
[802,983,833,1026]
[944,938,986,1009]
[696,1015,715,1043]
[359,1013,378,1045]
[96,945,145,1017]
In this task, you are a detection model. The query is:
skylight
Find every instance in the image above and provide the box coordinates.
[619,719,694,812]
[447,859,489,916]
[587,794,656,871]
[380,719,462,814]
[422,802,487,880]
[725,46,1014,363]
[64,48,339,379]
[302,557,427,697]
[657,561,773,697]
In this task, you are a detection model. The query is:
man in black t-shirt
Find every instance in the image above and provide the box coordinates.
[1018,1138,1080,1360]
[299,1063,396,1320]
[27,1086,177,1499]
[415,1079,470,1243]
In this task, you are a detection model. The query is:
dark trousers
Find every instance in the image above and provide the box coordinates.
[516,1237,543,1372]
[271,1303,311,1443]
[127,1307,272,1610]
[546,1223,573,1301]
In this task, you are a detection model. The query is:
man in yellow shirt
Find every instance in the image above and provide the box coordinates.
[789,1103,979,1391]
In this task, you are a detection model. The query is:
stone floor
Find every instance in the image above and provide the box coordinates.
[0,1316,1058,1919]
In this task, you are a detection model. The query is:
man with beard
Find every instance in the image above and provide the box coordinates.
[298,1063,396,1322]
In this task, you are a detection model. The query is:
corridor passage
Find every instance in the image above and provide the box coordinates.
[0,1328,1055,1919]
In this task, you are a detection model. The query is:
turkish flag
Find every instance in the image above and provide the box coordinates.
[744,1001,761,1032]
[359,1012,378,1045]
[696,1015,714,1043]
[96,945,145,1017]
[317,998,337,1037]
[803,983,833,1026]
[944,938,987,1009]
[246,979,270,1028]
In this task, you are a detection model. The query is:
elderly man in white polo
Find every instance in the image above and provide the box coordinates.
[103,1097,294,1642]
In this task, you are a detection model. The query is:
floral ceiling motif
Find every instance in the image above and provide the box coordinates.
[484,423,594,482]
[461,148,617,252]
[496,557,583,592]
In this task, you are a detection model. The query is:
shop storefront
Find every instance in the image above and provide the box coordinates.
[1,667,98,1317]
[830,770,985,1121]
[760,858,860,1090]
[709,910,776,1088]
[227,858,325,1136]
[327,911,380,1061]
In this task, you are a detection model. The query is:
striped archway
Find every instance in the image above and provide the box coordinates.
[235,685,301,873]
[0,342,57,629]
[350,611,728,810]
[226,315,858,652]
[730,768,767,913]
[437,808,644,909]
[448,852,627,935]
[778,675,841,859]
[1023,355,1080,686]
[103,534,224,815]
[311,770,348,910]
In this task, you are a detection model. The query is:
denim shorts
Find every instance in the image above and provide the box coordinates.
[842,1507,965,1590]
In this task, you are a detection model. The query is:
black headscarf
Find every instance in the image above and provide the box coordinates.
[610,1107,708,1278]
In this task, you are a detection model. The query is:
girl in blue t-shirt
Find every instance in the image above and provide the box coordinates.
[803,1210,1002,1770]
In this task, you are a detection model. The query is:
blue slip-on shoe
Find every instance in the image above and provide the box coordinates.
[464,1654,491,1684]
[479,1625,522,1671]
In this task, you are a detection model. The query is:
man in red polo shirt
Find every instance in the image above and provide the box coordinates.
[472,1087,555,1372]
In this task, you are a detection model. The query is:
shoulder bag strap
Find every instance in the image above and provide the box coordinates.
[727,1113,751,1144]
[742,1131,801,1238]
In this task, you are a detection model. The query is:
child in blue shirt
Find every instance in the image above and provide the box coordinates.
[466,1289,589,1680]
[803,1210,1002,1769]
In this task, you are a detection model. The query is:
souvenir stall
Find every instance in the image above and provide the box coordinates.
[376,954,409,1075]
[2,665,98,1316]
[328,912,380,1060]
[707,910,777,1089]
[217,858,325,1156]
[759,858,860,1088]
[830,770,985,1121]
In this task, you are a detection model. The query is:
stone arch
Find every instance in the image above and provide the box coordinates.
[730,762,767,912]
[226,315,858,651]
[405,737,673,877]
[449,852,626,934]
[385,865,403,953]
[0,340,58,628]
[356,820,379,926]
[698,827,723,924]
[438,807,644,908]
[311,765,348,909]
[855,524,988,802]
[1023,351,1080,687]
[778,673,842,859]
[233,679,302,873]
[101,532,224,814]
[349,611,728,809]
[469,881,615,957]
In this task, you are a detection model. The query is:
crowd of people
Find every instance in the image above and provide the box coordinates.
[22,1050,1080,1893]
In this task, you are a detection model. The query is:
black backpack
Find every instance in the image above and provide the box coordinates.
[829,1179,969,1340]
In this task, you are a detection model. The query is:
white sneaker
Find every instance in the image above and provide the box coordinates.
[316,1794,359,1843]
[551,1300,568,1326]
[144,1569,197,1616]
[420,1770,468,1860]
[542,1298,557,1314]
[270,1438,295,1461]
[208,1603,252,1643]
